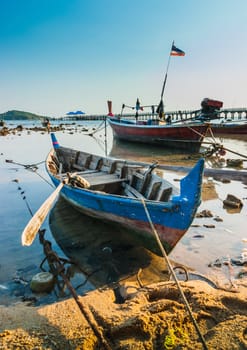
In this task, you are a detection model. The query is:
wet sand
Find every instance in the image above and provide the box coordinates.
[0,279,247,349]
[0,122,247,349]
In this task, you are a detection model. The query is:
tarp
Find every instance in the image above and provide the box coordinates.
[66,110,85,116]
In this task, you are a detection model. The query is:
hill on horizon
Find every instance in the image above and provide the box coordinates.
[0,110,49,120]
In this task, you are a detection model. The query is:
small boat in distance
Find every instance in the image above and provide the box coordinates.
[46,133,204,256]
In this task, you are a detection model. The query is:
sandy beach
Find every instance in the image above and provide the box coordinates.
[0,123,247,349]
[0,278,247,349]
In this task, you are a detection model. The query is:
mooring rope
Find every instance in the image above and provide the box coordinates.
[6,159,55,188]
[141,198,209,350]
[186,125,247,159]
[38,232,112,350]
[14,178,112,350]
[207,125,218,144]
[84,119,106,136]
[222,146,247,160]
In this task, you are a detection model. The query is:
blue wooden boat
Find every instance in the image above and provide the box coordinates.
[46,133,204,255]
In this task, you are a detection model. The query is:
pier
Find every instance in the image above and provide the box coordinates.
[54,107,247,123]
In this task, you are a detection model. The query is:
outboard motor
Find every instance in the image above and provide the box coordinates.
[197,98,223,121]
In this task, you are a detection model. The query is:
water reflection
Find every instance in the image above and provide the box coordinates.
[109,138,202,166]
[201,181,218,201]
[109,134,247,169]
[49,197,170,289]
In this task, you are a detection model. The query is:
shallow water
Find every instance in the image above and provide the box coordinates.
[0,120,246,305]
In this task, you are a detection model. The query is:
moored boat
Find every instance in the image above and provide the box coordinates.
[108,117,209,153]
[209,120,247,135]
[46,133,205,256]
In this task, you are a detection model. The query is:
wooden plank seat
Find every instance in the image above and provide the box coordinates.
[60,171,127,191]
[72,163,86,171]
[85,173,124,187]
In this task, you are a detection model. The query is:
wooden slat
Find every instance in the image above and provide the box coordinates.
[123,183,145,199]
[88,155,103,170]
[88,174,118,186]
[158,186,173,202]
[72,163,85,171]
[148,181,162,200]
[132,172,144,180]
[77,169,100,176]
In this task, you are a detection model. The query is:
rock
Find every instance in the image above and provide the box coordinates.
[221,178,231,184]
[16,125,23,131]
[0,127,9,136]
[223,194,243,209]
[214,216,223,222]
[196,209,213,218]
[226,159,243,168]
[30,272,55,293]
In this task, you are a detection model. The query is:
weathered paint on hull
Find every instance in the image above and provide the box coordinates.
[109,119,207,152]
[46,135,204,256]
[210,123,247,134]
[48,172,196,255]
[60,191,187,255]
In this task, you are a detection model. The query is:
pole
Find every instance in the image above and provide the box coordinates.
[104,116,108,156]
[160,40,174,100]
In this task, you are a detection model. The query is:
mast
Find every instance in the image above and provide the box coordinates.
[156,41,174,118]
[160,40,174,100]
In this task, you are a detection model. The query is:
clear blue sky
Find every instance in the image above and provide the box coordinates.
[1,0,247,117]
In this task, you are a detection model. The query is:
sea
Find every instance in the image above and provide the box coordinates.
[0,119,246,305]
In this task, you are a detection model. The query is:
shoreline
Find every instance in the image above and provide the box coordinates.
[0,123,247,348]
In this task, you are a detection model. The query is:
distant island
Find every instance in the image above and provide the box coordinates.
[0,110,49,121]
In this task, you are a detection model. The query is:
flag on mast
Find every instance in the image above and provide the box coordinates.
[170,44,185,56]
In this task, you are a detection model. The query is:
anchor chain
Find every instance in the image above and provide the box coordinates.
[37,229,113,350]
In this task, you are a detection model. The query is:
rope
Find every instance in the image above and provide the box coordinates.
[85,120,105,136]
[201,126,247,159]
[185,124,209,140]
[6,159,45,169]
[207,125,218,144]
[222,146,247,160]
[14,180,34,217]
[38,232,112,350]
[14,178,112,349]
[141,198,209,350]
[6,159,55,188]
[32,170,55,188]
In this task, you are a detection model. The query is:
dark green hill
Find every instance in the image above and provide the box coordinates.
[0,110,49,120]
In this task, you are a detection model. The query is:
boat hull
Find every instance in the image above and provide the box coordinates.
[210,122,247,135]
[46,134,204,256]
[49,174,192,255]
[108,118,208,152]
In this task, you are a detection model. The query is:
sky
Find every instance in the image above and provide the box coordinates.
[0,0,247,117]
